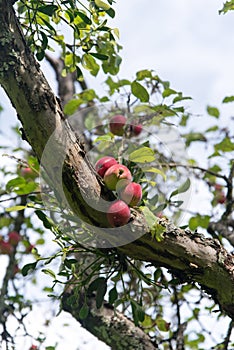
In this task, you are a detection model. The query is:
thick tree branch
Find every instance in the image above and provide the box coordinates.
[52,52,158,349]
[45,54,77,107]
[0,0,234,324]
[119,217,234,319]
[62,291,157,350]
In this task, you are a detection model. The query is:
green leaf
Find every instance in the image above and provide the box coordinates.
[106,8,115,18]
[170,178,191,199]
[82,54,100,76]
[94,134,114,143]
[207,105,220,118]
[154,203,167,214]
[95,0,111,10]
[142,167,166,181]
[205,125,219,132]
[131,300,145,326]
[156,317,170,332]
[151,222,166,242]
[22,262,38,276]
[219,1,234,14]
[102,53,121,75]
[136,69,152,80]
[113,27,120,39]
[88,277,106,293]
[140,206,157,229]
[80,89,97,101]
[76,11,92,25]
[64,99,82,115]
[90,52,109,61]
[215,137,234,152]
[222,95,234,103]
[149,193,158,206]
[64,53,75,66]
[189,215,210,231]
[109,286,118,304]
[129,147,155,163]
[96,278,107,308]
[154,268,162,281]
[42,269,56,279]
[6,205,26,212]
[15,182,38,195]
[131,81,149,102]
[35,210,55,230]
[40,31,48,50]
[64,258,78,268]
[6,177,25,191]
[173,93,192,104]
[79,303,89,319]
[183,132,207,147]
[37,5,58,16]
[162,88,177,98]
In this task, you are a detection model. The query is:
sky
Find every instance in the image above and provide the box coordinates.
[1,1,234,349]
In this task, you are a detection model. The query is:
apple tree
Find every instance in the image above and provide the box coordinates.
[0,1,233,349]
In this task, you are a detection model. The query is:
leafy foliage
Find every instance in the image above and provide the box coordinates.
[16,0,121,77]
[0,1,234,350]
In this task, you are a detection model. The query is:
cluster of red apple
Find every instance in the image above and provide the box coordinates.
[95,156,142,227]
[94,114,143,228]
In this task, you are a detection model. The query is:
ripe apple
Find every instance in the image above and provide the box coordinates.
[217,192,226,204]
[214,183,223,191]
[20,167,37,179]
[8,231,21,246]
[119,182,142,207]
[0,241,13,254]
[130,123,143,136]
[104,164,132,191]
[95,156,118,178]
[109,115,127,136]
[107,200,131,227]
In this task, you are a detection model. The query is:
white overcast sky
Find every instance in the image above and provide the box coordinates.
[1,1,234,349]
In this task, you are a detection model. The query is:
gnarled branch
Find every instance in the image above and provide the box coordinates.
[0,0,234,324]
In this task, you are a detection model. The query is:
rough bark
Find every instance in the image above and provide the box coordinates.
[63,291,158,350]
[0,0,234,328]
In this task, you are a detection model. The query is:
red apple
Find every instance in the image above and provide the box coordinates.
[104,164,132,191]
[20,167,37,179]
[130,123,143,136]
[107,200,131,227]
[95,156,118,178]
[0,241,14,255]
[119,182,142,207]
[8,231,21,246]
[217,192,226,204]
[109,115,127,136]
[214,184,223,191]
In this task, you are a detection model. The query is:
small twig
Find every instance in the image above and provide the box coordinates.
[160,162,228,181]
[222,320,233,350]
[222,160,234,220]
[172,285,187,350]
